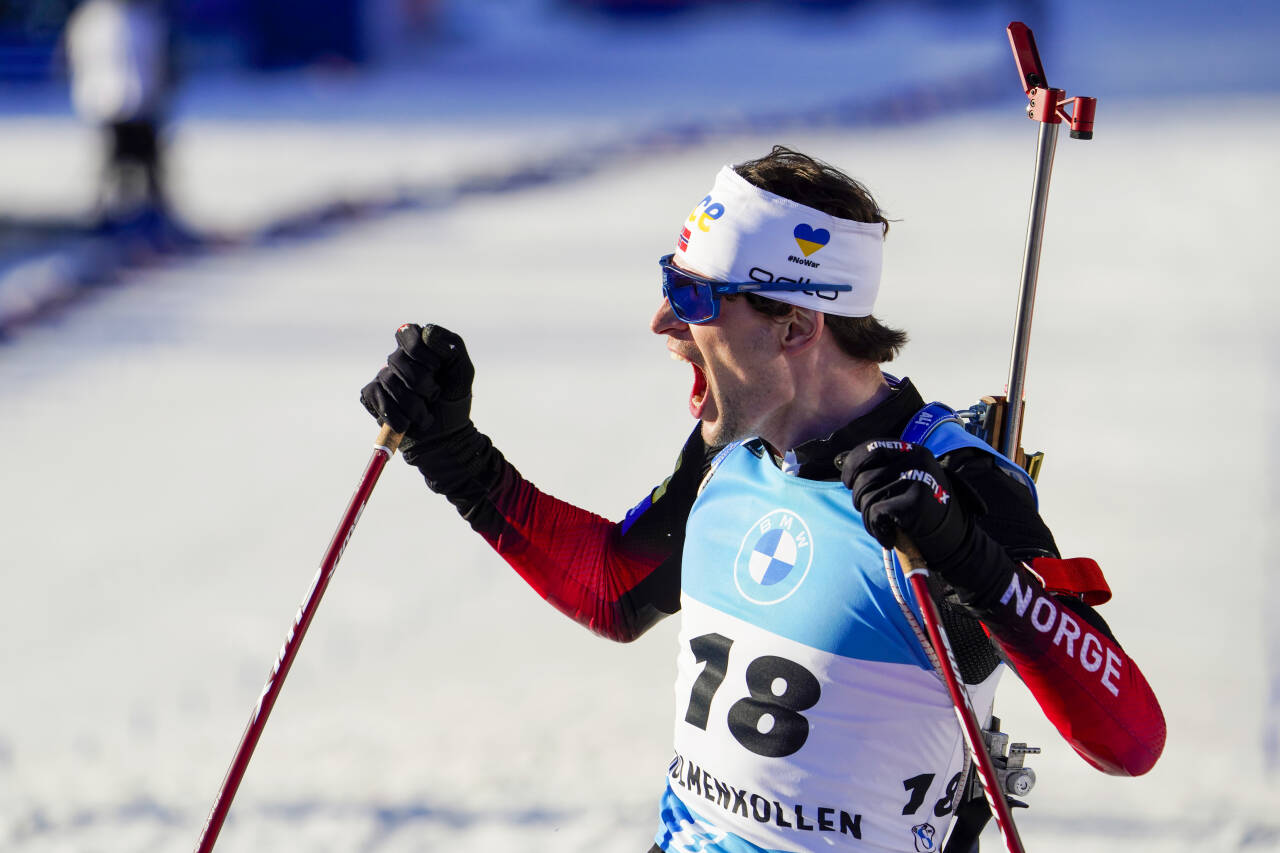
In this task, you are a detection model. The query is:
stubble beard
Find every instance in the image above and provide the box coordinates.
[698,377,770,451]
[692,321,780,450]
[700,416,747,452]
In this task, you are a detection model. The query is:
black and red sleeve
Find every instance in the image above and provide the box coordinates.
[940,449,1167,777]
[415,423,714,643]
[976,560,1166,776]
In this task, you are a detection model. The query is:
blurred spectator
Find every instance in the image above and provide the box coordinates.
[65,0,173,230]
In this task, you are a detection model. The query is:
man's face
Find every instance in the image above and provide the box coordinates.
[651,267,786,448]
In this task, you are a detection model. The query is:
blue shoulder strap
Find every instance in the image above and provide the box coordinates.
[901,402,1038,507]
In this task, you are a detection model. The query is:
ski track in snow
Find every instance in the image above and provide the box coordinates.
[2,2,1279,852]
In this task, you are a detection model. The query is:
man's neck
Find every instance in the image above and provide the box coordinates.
[759,358,892,451]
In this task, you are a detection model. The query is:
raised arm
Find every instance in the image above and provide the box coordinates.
[360,324,711,642]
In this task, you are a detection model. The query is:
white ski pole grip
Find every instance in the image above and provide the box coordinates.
[375,422,404,455]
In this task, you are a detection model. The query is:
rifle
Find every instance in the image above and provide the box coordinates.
[895,21,1097,853]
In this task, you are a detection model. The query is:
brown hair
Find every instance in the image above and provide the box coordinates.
[732,146,908,364]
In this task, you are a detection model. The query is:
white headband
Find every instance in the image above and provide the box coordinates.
[674,166,884,317]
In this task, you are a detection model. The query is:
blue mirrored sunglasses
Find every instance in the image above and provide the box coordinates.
[658,254,852,324]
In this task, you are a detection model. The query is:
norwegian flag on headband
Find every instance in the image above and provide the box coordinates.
[677,226,691,252]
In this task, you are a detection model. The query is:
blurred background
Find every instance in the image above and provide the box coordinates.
[1,1,1278,851]
[1,0,1275,326]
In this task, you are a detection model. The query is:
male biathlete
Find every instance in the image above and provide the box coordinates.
[360,147,1165,853]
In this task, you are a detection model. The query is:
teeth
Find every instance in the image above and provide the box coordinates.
[670,351,689,363]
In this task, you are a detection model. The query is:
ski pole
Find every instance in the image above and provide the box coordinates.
[896,543,1027,853]
[1000,21,1096,460]
[194,423,404,853]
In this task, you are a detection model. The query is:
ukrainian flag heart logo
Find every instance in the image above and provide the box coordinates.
[793,223,831,257]
[788,222,829,256]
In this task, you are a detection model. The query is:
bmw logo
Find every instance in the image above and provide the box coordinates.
[733,509,814,605]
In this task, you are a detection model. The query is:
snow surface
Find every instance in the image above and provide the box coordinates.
[2,1,1278,851]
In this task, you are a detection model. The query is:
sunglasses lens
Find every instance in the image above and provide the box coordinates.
[661,262,717,324]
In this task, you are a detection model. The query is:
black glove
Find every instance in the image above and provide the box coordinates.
[839,440,974,573]
[362,324,508,524]
[360,323,475,454]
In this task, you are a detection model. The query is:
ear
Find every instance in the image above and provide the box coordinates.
[781,307,823,354]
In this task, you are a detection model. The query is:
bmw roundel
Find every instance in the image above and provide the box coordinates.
[733,509,814,605]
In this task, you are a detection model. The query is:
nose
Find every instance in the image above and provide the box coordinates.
[650,296,688,336]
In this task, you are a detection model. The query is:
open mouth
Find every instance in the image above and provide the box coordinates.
[690,361,708,419]
[671,350,708,419]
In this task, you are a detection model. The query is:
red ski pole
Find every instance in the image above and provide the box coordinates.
[194,423,403,853]
[897,543,1027,853]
